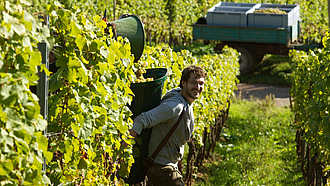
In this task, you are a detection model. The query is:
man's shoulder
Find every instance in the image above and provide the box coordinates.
[162,90,184,103]
[161,96,184,106]
[161,97,187,114]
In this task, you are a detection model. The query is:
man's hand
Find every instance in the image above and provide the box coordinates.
[129,129,138,137]
[121,129,138,148]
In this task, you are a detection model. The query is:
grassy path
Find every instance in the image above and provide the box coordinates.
[194,98,305,185]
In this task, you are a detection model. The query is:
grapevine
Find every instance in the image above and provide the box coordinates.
[0,0,52,185]
[290,31,330,184]
[45,2,136,184]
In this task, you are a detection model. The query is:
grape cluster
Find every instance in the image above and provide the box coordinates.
[254,8,287,14]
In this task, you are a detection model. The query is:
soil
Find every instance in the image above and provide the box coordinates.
[234,83,291,107]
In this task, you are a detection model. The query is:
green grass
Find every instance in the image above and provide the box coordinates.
[193,98,304,186]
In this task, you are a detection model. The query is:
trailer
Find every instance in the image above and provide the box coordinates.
[193,2,321,73]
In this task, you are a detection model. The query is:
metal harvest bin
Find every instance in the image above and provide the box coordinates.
[207,2,261,27]
[248,3,300,28]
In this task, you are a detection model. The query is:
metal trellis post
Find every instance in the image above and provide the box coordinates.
[37,15,50,172]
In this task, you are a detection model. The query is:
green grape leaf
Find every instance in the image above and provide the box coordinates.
[75,34,86,52]
[35,132,48,153]
[78,158,87,169]
[12,23,26,36]
[100,46,109,59]
[64,140,73,164]
[70,21,81,36]
[78,117,92,139]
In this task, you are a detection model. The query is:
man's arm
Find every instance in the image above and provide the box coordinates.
[131,101,184,135]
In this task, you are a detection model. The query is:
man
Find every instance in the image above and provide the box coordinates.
[129,65,206,186]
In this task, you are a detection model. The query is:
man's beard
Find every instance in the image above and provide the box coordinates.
[186,87,201,100]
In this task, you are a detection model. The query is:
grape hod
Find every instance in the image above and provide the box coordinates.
[125,68,168,184]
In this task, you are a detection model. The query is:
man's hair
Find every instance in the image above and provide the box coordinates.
[179,65,207,88]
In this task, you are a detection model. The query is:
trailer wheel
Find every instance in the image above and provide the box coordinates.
[235,47,254,74]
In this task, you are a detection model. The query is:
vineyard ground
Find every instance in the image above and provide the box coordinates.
[235,83,291,107]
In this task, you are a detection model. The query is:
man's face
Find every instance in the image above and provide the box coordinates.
[181,73,205,103]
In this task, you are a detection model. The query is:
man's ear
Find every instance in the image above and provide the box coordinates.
[181,80,186,88]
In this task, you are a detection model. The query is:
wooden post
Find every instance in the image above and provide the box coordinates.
[328,0,330,28]
[113,0,116,20]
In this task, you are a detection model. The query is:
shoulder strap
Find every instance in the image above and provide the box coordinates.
[145,111,185,170]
